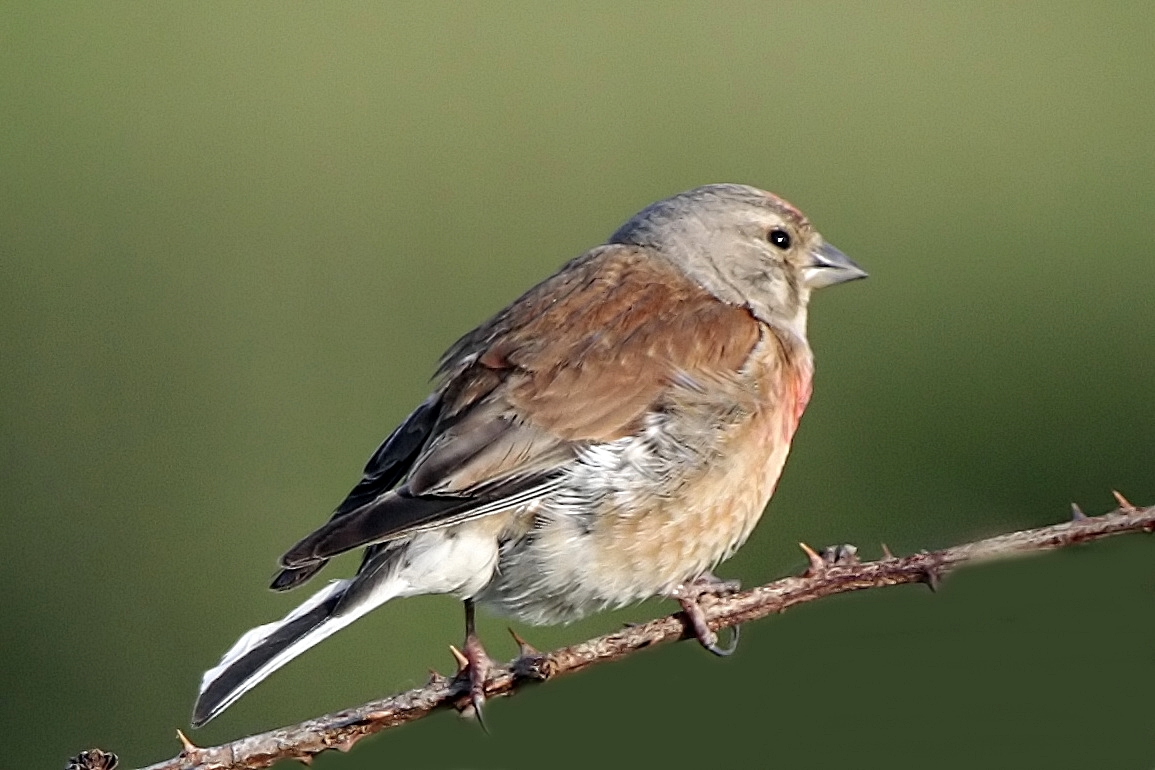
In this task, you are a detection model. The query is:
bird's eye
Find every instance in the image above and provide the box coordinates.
[767,229,792,250]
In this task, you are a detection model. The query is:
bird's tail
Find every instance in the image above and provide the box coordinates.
[192,575,402,727]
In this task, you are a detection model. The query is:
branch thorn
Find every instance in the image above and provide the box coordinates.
[175,729,199,754]
[89,499,1154,770]
[1112,490,1136,513]
[448,644,470,674]
[799,542,825,576]
[508,627,540,657]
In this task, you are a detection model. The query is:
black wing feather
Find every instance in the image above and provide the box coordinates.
[269,395,442,591]
[278,475,551,569]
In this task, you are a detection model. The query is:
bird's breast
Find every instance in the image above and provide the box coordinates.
[477,330,815,624]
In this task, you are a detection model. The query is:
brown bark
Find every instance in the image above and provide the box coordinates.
[73,498,1153,770]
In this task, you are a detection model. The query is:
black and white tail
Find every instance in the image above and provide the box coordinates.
[191,577,402,726]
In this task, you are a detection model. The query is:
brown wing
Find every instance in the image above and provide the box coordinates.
[439,244,763,442]
[276,245,762,572]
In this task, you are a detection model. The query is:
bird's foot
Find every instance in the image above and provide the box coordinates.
[450,632,494,730]
[799,542,860,576]
[451,599,495,731]
[670,572,741,656]
[682,571,742,596]
[509,628,554,681]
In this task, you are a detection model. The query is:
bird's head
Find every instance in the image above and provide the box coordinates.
[609,183,866,339]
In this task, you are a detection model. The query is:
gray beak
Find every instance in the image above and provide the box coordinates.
[803,241,867,289]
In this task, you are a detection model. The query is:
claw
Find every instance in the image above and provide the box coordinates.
[688,571,741,595]
[509,627,554,680]
[334,733,363,753]
[669,574,742,656]
[464,654,490,734]
[453,599,493,732]
[822,544,859,565]
[923,566,941,593]
[709,624,740,656]
[65,750,119,770]
[880,542,896,560]
[676,595,739,656]
[1070,503,1087,521]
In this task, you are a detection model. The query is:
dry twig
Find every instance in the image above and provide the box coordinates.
[84,499,1152,770]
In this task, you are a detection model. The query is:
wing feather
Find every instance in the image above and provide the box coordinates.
[274,244,763,579]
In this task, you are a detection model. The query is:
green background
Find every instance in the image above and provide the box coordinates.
[4,3,1154,768]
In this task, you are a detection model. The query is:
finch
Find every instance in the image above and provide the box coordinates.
[192,183,866,726]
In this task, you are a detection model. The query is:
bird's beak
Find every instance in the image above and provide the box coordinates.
[803,241,867,289]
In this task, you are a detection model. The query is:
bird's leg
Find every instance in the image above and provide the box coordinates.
[670,571,741,657]
[456,599,494,729]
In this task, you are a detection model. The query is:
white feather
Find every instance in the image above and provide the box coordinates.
[198,579,347,694]
[195,523,505,723]
[196,576,402,723]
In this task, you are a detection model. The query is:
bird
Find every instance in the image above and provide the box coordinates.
[192,183,866,727]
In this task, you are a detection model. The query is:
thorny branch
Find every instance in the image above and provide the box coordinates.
[70,496,1155,770]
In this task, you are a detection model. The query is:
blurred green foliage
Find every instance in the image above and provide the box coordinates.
[2,3,1153,768]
